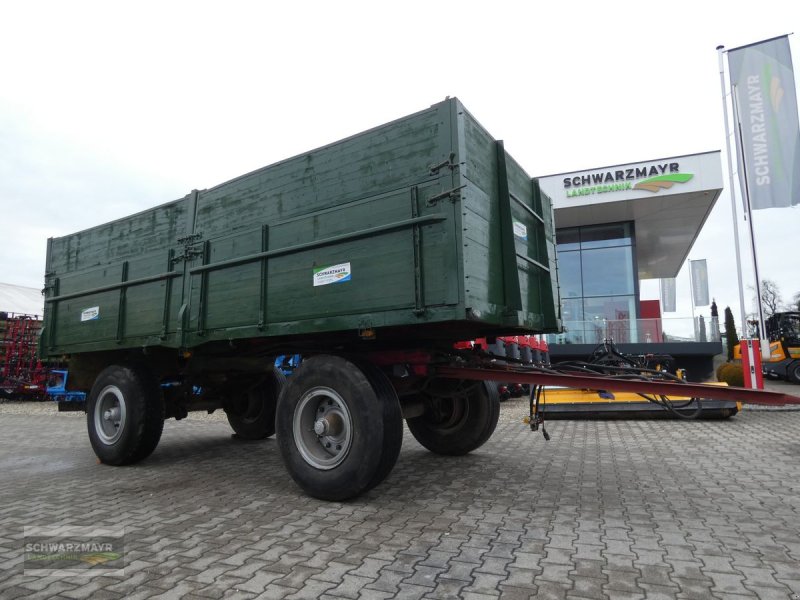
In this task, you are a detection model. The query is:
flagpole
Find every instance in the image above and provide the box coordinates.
[688,260,697,341]
[716,45,749,342]
[731,84,769,356]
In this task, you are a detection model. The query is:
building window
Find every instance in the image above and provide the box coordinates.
[555,222,637,344]
[581,246,634,296]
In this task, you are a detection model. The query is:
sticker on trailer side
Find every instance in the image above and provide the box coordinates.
[313,262,352,287]
[513,221,528,240]
[80,306,100,322]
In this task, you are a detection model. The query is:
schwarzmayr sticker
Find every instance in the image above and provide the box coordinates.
[313,262,351,287]
[80,307,100,322]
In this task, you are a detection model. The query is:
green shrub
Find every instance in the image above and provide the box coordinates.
[717,362,744,387]
[715,362,728,381]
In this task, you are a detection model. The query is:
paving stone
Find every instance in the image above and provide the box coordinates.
[273,565,325,590]
[193,574,251,598]
[736,566,787,589]
[3,410,800,600]
[438,560,477,583]
[238,571,285,594]
[460,593,501,600]
[539,562,573,583]
[356,589,394,600]
[669,560,710,581]
[423,578,469,598]
[570,575,606,599]
[253,583,298,599]
[671,575,715,599]
[474,555,512,576]
[365,569,407,594]
[571,559,606,580]
[148,566,203,590]
[462,571,504,596]
[403,564,442,588]
[603,568,642,594]
[502,566,539,589]
[706,571,759,596]
[495,585,536,600]
[324,573,375,599]
[636,582,681,599]
[533,579,571,600]
[741,586,796,600]
[394,582,436,599]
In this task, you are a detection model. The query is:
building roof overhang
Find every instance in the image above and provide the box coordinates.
[537,151,723,279]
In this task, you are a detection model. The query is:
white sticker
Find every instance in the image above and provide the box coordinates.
[313,262,352,287]
[80,306,100,322]
[513,221,528,240]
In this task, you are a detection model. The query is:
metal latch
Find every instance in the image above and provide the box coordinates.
[428,152,458,175]
[427,184,466,206]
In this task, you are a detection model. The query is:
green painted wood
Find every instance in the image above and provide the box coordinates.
[42,98,561,357]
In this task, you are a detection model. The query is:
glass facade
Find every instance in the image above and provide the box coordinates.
[556,222,638,344]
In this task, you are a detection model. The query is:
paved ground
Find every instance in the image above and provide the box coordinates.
[1,400,799,599]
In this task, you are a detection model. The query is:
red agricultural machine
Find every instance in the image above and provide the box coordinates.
[0,312,47,399]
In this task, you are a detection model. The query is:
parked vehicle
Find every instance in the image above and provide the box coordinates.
[41,98,560,500]
[46,369,87,411]
[757,312,800,383]
[41,98,795,500]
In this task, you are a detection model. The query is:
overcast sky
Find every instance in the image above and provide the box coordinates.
[1,1,798,332]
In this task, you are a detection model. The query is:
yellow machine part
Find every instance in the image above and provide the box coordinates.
[539,381,741,411]
[734,341,795,362]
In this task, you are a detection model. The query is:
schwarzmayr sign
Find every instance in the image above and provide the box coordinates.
[562,162,694,197]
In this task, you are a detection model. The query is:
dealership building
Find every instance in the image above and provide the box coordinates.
[537,151,724,379]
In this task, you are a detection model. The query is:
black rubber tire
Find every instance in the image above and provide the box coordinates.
[788,362,800,384]
[276,355,392,501]
[87,365,165,466]
[354,361,403,492]
[225,367,286,440]
[407,379,500,456]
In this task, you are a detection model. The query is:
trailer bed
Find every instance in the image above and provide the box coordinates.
[42,98,560,357]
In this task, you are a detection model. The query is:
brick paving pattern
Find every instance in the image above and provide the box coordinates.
[0,406,799,599]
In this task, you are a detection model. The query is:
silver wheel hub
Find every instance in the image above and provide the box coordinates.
[94,385,127,445]
[104,407,121,422]
[293,387,352,470]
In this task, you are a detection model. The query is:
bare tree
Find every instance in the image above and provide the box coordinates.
[758,279,785,317]
[793,291,800,312]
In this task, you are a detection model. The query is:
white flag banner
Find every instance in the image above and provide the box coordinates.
[690,260,710,307]
[728,35,800,210]
[660,278,676,313]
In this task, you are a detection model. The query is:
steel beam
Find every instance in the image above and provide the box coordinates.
[433,365,800,406]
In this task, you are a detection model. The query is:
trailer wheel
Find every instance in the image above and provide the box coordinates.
[276,355,402,501]
[87,365,164,466]
[407,379,499,456]
[225,367,285,440]
[354,361,403,492]
[789,362,800,384]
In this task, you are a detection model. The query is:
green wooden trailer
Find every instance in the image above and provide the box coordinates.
[42,98,561,499]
